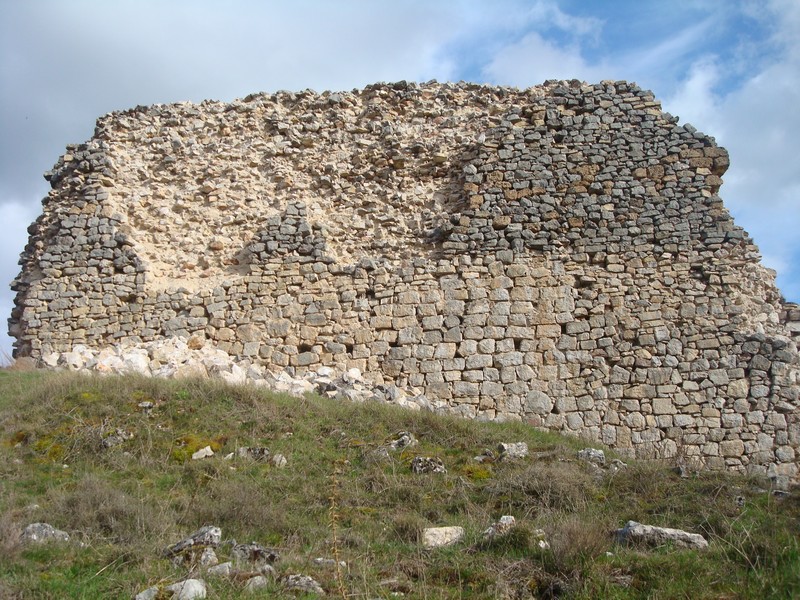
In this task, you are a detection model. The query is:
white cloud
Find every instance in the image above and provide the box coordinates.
[663,58,723,134]
[482,32,606,86]
[622,17,718,87]
[522,0,603,38]
[661,0,800,302]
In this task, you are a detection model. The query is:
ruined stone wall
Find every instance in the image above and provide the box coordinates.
[10,80,799,479]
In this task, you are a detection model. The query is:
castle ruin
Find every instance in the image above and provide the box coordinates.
[10,80,800,479]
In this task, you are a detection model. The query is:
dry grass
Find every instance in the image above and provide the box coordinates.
[0,503,23,558]
[46,473,175,546]
[483,459,598,517]
[548,514,613,569]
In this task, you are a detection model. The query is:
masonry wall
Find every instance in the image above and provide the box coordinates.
[10,80,800,478]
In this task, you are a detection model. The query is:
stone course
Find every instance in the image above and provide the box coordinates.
[10,80,800,480]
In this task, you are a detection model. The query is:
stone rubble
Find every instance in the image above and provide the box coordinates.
[387,431,419,451]
[410,456,447,474]
[10,80,800,480]
[36,339,438,413]
[101,427,134,448]
[137,527,284,598]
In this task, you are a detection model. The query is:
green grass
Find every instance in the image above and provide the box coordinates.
[0,369,797,599]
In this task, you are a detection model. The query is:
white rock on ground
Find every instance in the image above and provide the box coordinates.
[578,448,606,465]
[498,442,528,460]
[614,521,708,550]
[165,578,207,600]
[20,523,70,544]
[206,562,233,577]
[134,587,159,600]
[244,575,269,593]
[191,446,214,460]
[482,515,516,539]
[283,574,325,595]
[422,526,465,548]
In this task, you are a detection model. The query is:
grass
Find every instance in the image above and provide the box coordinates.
[0,368,797,599]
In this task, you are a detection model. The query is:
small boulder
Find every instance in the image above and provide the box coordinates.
[343,367,362,384]
[498,442,528,460]
[232,542,279,567]
[577,448,605,465]
[473,449,495,463]
[165,578,207,600]
[20,523,70,544]
[614,521,708,550]
[192,446,214,460]
[198,547,218,567]
[608,458,627,472]
[206,562,233,577]
[134,587,159,600]
[244,575,269,593]
[283,574,325,595]
[422,526,465,548]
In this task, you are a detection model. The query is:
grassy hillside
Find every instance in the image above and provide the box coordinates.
[0,368,797,599]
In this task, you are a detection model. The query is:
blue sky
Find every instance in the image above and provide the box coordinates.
[1,0,798,357]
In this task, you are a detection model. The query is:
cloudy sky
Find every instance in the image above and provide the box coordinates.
[1,0,798,357]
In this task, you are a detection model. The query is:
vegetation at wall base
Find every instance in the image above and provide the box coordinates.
[0,368,797,599]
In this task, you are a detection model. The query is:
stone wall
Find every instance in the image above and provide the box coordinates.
[10,80,799,479]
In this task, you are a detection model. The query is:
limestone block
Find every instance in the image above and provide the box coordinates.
[720,440,745,457]
[652,398,676,415]
[422,526,465,548]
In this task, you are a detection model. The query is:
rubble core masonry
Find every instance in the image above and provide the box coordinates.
[10,80,800,479]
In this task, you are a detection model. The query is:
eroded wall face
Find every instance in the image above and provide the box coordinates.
[10,80,799,478]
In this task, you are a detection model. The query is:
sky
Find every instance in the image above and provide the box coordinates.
[1,0,798,358]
